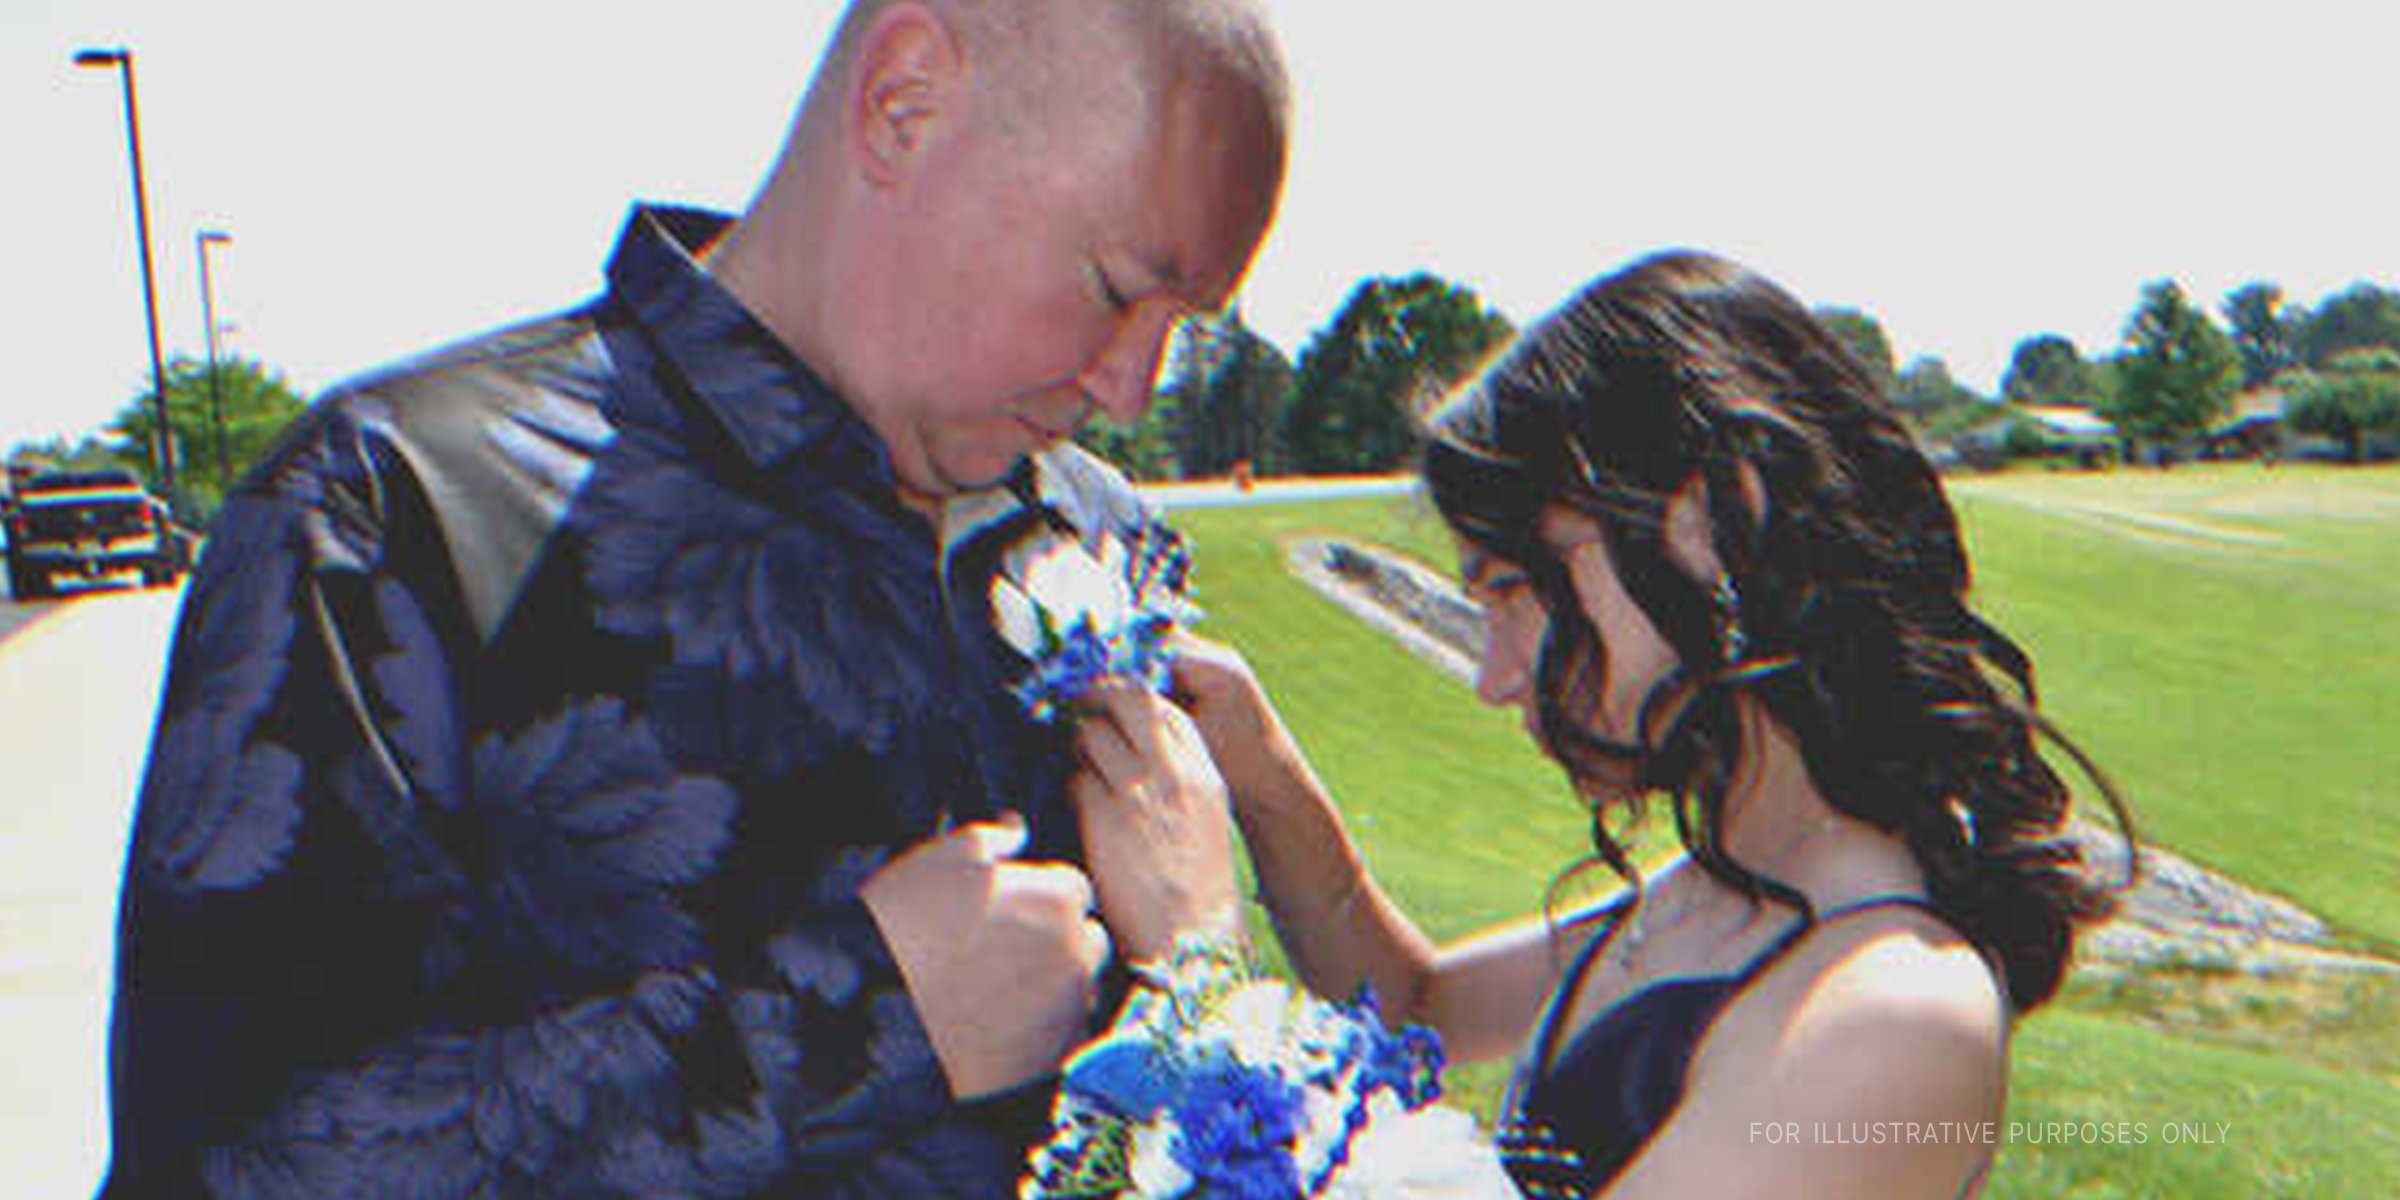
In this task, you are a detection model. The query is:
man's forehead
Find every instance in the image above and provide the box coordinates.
[1149,78,1283,309]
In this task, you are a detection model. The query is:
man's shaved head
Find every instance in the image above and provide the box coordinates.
[801,0,1288,161]
[713,0,1290,501]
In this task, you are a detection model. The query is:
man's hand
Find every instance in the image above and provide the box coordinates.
[860,816,1109,1100]
[1069,679,1242,964]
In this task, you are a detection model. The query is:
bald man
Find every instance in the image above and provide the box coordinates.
[100,2,1288,1195]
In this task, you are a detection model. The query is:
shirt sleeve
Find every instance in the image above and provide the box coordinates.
[104,405,1038,1199]
[104,407,464,1193]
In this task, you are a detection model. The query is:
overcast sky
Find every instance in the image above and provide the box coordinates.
[8,0,2397,453]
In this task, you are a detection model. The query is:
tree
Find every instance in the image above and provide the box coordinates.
[1073,394,1180,482]
[1888,355,1990,436]
[2086,354,2126,410]
[2220,282,2295,388]
[1813,307,1897,397]
[5,433,125,477]
[1283,274,1513,474]
[1168,309,1295,478]
[1076,310,1297,482]
[2292,282,2400,368]
[2105,279,2240,458]
[2000,334,2098,406]
[2285,349,2400,463]
[108,354,310,521]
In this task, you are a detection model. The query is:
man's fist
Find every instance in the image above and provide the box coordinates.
[861,815,1110,1099]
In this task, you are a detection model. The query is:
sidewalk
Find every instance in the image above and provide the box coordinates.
[0,587,180,1195]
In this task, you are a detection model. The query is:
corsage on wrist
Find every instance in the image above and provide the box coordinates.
[1023,935,1511,1199]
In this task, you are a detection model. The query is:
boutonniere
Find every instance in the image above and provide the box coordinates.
[991,517,1200,723]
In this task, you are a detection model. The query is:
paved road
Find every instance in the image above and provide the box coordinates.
[0,593,61,646]
[0,583,181,1196]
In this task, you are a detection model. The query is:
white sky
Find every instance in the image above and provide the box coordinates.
[8,0,2398,453]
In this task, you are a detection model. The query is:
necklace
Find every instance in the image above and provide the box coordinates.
[1618,888,1693,957]
[1614,816,1845,967]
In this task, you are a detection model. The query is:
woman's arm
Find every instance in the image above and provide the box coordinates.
[1167,637,1583,1062]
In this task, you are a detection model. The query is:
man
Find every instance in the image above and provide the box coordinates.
[100,1,1287,1195]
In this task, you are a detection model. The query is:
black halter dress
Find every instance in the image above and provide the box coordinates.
[1496,895,1968,1198]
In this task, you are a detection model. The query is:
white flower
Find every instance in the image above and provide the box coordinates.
[1216,980,1304,1071]
[1128,1122,1195,1198]
[992,531,1134,657]
[1294,1076,1360,1186]
[1321,1094,1517,1200]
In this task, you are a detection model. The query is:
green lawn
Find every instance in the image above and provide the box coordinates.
[1949,466,2400,955]
[1991,1004,2400,1198]
[1172,495,1593,940]
[1165,463,2400,1197]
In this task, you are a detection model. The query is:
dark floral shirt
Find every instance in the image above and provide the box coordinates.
[103,206,1146,1199]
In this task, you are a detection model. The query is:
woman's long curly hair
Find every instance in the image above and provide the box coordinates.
[1422,250,2129,1013]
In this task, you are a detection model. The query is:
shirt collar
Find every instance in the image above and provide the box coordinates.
[938,443,1152,558]
[603,203,887,478]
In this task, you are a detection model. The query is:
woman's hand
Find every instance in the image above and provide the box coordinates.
[1069,678,1243,964]
[1165,634,1298,811]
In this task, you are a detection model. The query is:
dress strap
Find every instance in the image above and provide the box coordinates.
[1734,894,1957,986]
[1504,899,1629,1121]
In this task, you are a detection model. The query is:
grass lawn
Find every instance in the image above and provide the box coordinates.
[1163,463,2399,1196]
[1171,495,1594,940]
[1990,1003,2400,1198]
[1948,465,2400,955]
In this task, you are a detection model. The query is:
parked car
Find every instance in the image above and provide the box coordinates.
[2,468,188,600]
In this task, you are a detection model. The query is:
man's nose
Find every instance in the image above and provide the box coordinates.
[1078,303,1179,426]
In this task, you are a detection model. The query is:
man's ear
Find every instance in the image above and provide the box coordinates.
[845,2,962,187]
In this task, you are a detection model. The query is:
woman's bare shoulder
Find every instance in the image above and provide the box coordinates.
[1611,909,2008,1199]
[1712,902,2010,1112]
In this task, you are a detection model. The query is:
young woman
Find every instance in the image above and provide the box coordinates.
[1065,250,2127,1199]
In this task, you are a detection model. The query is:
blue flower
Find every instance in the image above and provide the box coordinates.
[1023,937,1467,1200]
[1350,989,1446,1110]
[1168,1055,1307,1200]
[1060,1037,1177,1122]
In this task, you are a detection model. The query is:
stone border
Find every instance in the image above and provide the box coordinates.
[1285,536,2394,978]
[1286,538,1480,684]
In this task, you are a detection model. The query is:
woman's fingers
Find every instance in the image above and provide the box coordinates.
[1065,677,1240,963]
[1090,677,1195,764]
[1072,700,1141,792]
[1165,629,1241,676]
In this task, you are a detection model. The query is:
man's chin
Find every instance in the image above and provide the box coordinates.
[921,448,1034,497]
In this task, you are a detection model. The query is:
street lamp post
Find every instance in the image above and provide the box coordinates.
[74,46,178,505]
[197,229,232,491]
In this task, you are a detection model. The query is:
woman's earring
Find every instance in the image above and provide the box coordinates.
[1712,574,1746,663]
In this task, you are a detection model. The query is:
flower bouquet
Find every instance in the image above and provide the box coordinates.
[1022,938,1515,1200]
